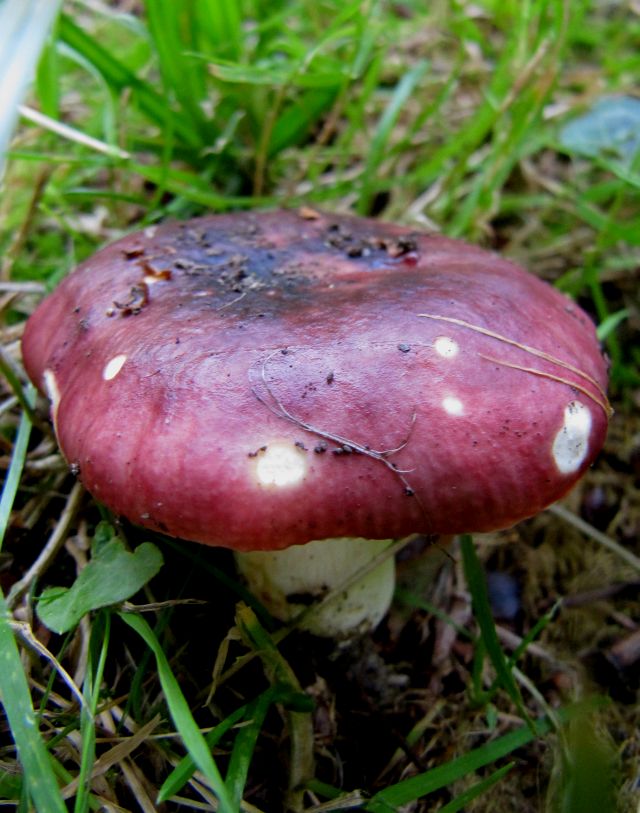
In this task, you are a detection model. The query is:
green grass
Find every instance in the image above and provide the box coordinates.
[0,388,68,813]
[1,0,638,810]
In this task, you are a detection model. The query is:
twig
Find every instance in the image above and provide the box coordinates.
[303,791,371,811]
[562,581,640,608]
[60,712,161,800]
[495,624,562,668]
[19,104,131,160]
[0,169,51,282]
[606,628,640,671]
[216,291,246,312]
[0,281,46,293]
[418,312,612,418]
[10,619,86,711]
[251,350,419,493]
[7,481,85,608]
[548,503,640,574]
[0,345,39,425]
[478,354,612,419]
[512,666,561,732]
[0,395,18,417]
[121,598,207,613]
[291,535,417,631]
[216,534,418,689]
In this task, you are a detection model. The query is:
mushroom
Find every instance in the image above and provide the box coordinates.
[21,209,611,637]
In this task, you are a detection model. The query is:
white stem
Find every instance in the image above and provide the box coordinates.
[235,537,396,639]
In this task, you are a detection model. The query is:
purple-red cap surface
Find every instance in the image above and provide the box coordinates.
[22,209,610,551]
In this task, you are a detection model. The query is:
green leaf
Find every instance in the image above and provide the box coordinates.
[560,96,640,169]
[550,715,617,813]
[37,539,163,634]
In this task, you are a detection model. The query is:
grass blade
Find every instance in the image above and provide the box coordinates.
[0,0,61,179]
[548,503,640,574]
[0,388,35,547]
[596,308,630,342]
[157,684,305,802]
[194,0,243,62]
[365,701,606,811]
[394,586,473,641]
[460,535,533,727]
[74,612,111,813]
[225,692,273,808]
[57,14,202,150]
[35,24,61,120]
[236,605,315,810]
[408,1,553,198]
[357,60,429,214]
[157,704,247,803]
[0,395,66,813]
[439,762,515,813]
[0,598,67,813]
[268,88,337,156]
[118,612,235,813]
[144,1,208,132]
[365,718,552,811]
[18,105,265,211]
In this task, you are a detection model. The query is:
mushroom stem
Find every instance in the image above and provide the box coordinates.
[234,537,397,638]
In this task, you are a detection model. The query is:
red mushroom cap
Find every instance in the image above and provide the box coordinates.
[22,209,610,551]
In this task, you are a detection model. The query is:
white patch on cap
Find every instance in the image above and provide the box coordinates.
[442,395,464,416]
[255,442,307,488]
[552,401,592,474]
[102,354,127,381]
[434,336,459,358]
[43,369,61,429]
